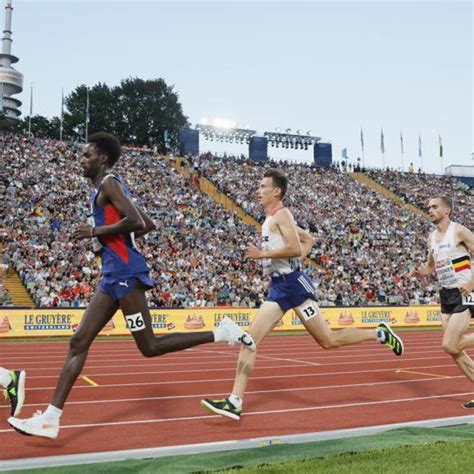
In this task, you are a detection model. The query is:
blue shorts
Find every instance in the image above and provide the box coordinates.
[98,272,155,302]
[267,270,317,312]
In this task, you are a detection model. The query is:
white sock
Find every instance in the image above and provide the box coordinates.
[228,394,242,409]
[0,367,12,388]
[44,404,63,421]
[376,329,387,343]
[213,326,226,343]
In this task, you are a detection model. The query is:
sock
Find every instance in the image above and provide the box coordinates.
[44,404,63,421]
[213,326,226,343]
[376,329,387,343]
[228,394,242,409]
[0,368,12,388]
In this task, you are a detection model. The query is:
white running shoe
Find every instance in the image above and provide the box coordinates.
[219,316,256,351]
[8,410,59,439]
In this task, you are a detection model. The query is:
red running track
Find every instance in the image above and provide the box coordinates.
[1,330,473,461]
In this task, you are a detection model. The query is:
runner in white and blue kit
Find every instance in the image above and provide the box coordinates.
[202,169,404,421]
[8,132,256,439]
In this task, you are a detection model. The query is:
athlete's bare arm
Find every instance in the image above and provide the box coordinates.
[245,209,302,259]
[73,178,145,240]
[456,225,474,295]
[296,226,316,259]
[133,205,156,239]
[410,235,435,278]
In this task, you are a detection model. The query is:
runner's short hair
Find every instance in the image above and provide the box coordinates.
[88,132,121,167]
[264,169,288,199]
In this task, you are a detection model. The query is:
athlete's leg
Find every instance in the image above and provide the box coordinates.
[201,301,283,420]
[295,300,376,348]
[119,282,253,356]
[455,312,474,352]
[230,301,284,399]
[51,291,119,408]
[441,311,474,382]
[7,290,118,438]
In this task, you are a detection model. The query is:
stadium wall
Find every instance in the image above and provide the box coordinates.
[0,306,445,338]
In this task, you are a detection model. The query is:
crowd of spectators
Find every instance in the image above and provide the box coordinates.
[192,152,439,306]
[366,168,473,230]
[3,132,463,309]
[1,134,269,308]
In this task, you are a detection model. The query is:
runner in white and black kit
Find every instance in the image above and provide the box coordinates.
[410,196,474,408]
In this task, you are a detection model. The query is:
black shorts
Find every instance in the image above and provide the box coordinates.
[439,287,474,317]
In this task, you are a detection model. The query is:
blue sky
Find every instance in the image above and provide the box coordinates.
[7,1,473,173]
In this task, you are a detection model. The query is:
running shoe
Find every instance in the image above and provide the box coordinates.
[8,410,59,439]
[462,400,474,409]
[201,398,241,421]
[219,317,256,351]
[377,322,404,356]
[3,370,26,416]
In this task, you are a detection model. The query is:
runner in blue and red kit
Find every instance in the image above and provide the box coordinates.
[8,132,255,439]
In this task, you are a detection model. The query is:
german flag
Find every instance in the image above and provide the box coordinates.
[452,255,471,273]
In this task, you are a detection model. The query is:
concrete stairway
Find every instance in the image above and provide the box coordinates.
[350,172,430,220]
[170,157,320,272]
[3,269,35,307]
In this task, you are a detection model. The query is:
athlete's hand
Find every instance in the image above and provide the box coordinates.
[459,281,474,296]
[73,224,94,240]
[245,244,264,259]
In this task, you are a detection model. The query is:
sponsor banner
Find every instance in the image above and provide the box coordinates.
[278,305,443,330]
[0,305,445,338]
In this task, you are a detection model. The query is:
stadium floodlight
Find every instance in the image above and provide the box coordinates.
[196,123,257,145]
[264,130,321,150]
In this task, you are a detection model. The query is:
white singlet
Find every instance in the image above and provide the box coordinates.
[430,221,472,289]
[261,207,300,277]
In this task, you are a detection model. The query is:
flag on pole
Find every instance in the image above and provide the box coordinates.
[439,134,443,158]
[360,128,364,153]
[400,131,404,155]
[418,133,422,157]
[29,83,33,116]
[28,83,33,137]
[380,129,385,154]
[342,148,348,159]
[60,88,64,141]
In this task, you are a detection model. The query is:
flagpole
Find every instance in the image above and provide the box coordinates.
[418,132,423,171]
[360,127,365,169]
[28,83,33,138]
[85,87,89,142]
[60,88,64,142]
[439,134,444,175]
[380,128,385,169]
[0,82,4,116]
[400,131,404,172]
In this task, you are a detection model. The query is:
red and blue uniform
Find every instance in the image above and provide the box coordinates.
[92,174,154,301]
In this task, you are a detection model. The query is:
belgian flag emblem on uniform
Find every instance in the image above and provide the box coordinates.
[452,255,471,273]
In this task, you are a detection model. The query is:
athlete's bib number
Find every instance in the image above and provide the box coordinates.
[296,300,320,321]
[125,313,145,332]
[462,292,474,306]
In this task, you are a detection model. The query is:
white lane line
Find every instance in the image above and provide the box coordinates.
[19,362,459,380]
[1,391,473,435]
[188,347,321,367]
[0,343,455,361]
[17,363,460,391]
[6,375,464,410]
[10,354,455,371]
